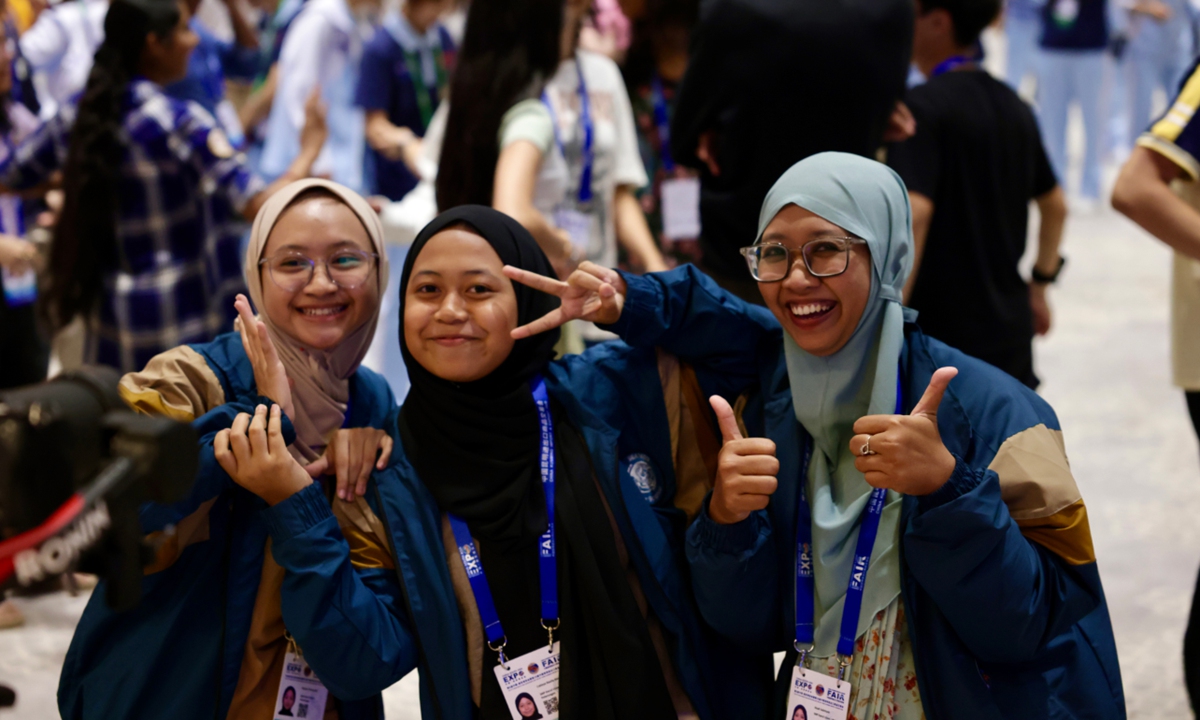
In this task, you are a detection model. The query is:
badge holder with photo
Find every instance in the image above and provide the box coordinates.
[785,377,902,720]
[451,376,562,720]
[273,632,330,720]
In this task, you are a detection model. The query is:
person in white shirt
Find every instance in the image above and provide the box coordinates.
[20,0,108,119]
[257,0,381,192]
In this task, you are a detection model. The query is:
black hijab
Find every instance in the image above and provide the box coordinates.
[397,206,677,719]
[398,205,562,550]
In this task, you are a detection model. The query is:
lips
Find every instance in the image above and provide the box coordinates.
[430,335,478,346]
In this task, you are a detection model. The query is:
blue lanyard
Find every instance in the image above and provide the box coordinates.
[650,74,674,173]
[930,54,974,77]
[794,373,903,664]
[448,376,558,666]
[541,56,595,204]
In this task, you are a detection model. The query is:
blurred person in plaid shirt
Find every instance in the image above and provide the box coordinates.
[0,0,327,372]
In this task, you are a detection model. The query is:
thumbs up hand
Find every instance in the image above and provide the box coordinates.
[708,396,780,525]
[849,367,959,496]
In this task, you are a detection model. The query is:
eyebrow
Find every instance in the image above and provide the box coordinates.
[273,240,360,252]
[412,269,497,278]
[761,230,850,243]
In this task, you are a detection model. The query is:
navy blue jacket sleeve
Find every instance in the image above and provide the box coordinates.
[264,482,418,700]
[600,265,781,400]
[684,503,781,652]
[904,457,1103,664]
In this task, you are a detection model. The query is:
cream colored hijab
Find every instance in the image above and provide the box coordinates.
[243,178,389,462]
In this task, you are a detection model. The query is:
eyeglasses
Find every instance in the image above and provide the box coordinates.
[259,249,379,293]
[739,237,867,282]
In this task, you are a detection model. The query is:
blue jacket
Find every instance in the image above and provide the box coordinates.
[604,267,1126,719]
[58,333,400,720]
[238,339,774,719]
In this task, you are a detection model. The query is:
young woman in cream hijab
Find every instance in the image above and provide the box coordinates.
[59,178,402,720]
[508,152,1124,718]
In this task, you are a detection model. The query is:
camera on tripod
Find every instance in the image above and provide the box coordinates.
[0,367,198,612]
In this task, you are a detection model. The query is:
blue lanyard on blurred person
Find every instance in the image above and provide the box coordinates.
[794,373,903,669]
[930,53,975,77]
[542,56,595,204]
[650,74,675,173]
[448,376,558,665]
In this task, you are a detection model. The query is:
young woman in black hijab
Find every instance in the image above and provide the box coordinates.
[208,205,769,720]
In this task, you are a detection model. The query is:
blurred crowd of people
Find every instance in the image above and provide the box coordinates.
[5,0,1200,716]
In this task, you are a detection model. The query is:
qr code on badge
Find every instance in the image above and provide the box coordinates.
[296,703,309,718]
[544,695,559,714]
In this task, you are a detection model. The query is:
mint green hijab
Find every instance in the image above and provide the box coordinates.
[756,152,915,657]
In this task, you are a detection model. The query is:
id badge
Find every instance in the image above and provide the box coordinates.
[785,664,850,720]
[274,647,329,719]
[493,642,561,720]
[1,267,36,307]
[660,177,701,241]
[554,208,594,255]
[1053,0,1079,25]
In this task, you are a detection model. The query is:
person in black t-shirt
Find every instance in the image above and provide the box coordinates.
[889,0,1067,389]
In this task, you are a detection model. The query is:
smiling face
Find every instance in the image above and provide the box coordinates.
[403,228,519,383]
[756,205,872,358]
[259,194,380,350]
[518,697,536,717]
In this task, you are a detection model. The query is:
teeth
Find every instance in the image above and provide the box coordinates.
[791,302,832,317]
[301,306,345,316]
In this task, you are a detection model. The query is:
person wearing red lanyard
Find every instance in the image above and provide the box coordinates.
[517,152,1124,718]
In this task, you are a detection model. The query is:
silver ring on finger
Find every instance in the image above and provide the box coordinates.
[860,435,877,457]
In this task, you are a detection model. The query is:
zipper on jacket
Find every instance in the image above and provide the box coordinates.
[374,483,445,720]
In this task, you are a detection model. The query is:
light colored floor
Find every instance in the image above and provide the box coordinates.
[1,205,1196,718]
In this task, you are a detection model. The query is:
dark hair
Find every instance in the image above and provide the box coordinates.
[920,0,1000,47]
[622,0,698,89]
[43,0,180,330]
[283,686,295,698]
[435,0,563,210]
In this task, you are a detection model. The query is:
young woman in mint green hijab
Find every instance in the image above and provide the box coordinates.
[506,152,1124,718]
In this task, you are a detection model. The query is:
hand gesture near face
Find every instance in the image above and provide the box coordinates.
[235,294,295,421]
[215,404,313,505]
[502,261,627,339]
[304,427,394,501]
[708,395,779,525]
[848,367,959,496]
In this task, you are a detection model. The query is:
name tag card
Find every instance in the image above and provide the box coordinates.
[493,642,561,720]
[554,208,596,256]
[274,648,329,720]
[660,177,701,241]
[785,665,850,720]
[2,267,35,307]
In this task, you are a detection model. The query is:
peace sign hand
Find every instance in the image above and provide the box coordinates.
[848,367,959,496]
[503,261,627,339]
[234,294,295,422]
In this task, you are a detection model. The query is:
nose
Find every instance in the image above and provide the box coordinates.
[304,261,339,294]
[433,291,469,323]
[780,256,820,291]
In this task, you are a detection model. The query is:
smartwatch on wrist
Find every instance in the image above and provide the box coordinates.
[1031,256,1066,285]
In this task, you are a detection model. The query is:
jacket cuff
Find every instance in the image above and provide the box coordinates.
[262,481,333,542]
[917,455,982,513]
[690,499,765,555]
[596,271,663,342]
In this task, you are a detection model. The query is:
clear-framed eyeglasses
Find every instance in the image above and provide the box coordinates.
[739,237,867,282]
[259,249,379,293]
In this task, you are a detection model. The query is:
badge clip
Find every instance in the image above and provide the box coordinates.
[541,618,560,653]
[489,636,511,670]
[793,641,814,670]
[836,653,852,682]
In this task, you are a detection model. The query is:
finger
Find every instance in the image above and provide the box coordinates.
[724,454,780,477]
[257,320,281,368]
[214,429,237,476]
[305,454,330,478]
[565,267,609,295]
[502,265,567,296]
[335,431,351,501]
[851,415,897,436]
[853,455,888,475]
[345,434,365,500]
[709,395,743,443]
[724,437,776,457]
[234,296,259,360]
[726,475,779,496]
[229,412,252,461]
[576,261,622,287]
[377,434,394,470]
[861,470,892,490]
[267,404,287,455]
[248,405,269,457]
[355,438,373,498]
[510,308,568,340]
[848,433,879,457]
[911,367,960,417]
